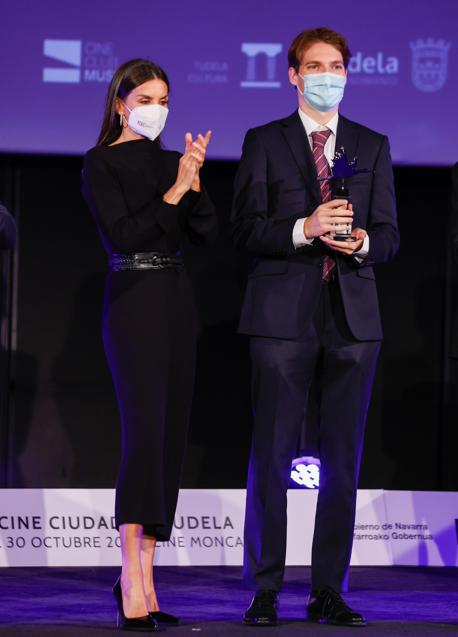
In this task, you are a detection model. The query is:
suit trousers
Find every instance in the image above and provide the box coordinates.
[243,278,381,593]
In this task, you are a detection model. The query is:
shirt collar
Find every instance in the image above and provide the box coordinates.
[297,108,339,138]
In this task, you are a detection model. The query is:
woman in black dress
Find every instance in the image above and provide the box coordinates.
[82,59,216,631]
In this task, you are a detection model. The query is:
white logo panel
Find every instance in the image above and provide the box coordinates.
[43,39,82,83]
[42,39,118,84]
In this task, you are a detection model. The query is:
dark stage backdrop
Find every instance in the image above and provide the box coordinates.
[0,156,457,491]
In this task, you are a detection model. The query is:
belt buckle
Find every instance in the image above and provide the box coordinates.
[134,253,155,267]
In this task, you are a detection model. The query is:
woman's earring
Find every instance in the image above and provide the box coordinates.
[119,113,123,127]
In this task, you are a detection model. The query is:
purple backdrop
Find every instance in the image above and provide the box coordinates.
[1,0,456,164]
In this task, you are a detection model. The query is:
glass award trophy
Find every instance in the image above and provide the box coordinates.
[321,147,370,242]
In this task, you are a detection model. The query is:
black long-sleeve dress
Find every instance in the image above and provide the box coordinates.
[82,138,216,540]
[0,202,17,249]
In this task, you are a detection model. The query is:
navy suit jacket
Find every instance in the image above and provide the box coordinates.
[231,111,399,342]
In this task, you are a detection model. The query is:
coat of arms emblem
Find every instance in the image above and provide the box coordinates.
[410,38,451,92]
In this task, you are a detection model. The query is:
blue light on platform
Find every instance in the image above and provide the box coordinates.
[290,456,320,489]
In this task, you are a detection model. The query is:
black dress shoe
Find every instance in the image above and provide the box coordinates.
[112,577,160,632]
[149,610,180,625]
[307,586,367,627]
[243,590,278,626]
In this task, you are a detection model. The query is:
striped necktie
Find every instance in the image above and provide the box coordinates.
[311,130,336,282]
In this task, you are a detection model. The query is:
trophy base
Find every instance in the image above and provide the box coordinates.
[332,234,358,242]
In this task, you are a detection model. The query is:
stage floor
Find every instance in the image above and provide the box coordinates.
[0,566,456,635]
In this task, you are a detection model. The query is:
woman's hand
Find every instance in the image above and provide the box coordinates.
[163,131,211,204]
[184,131,212,192]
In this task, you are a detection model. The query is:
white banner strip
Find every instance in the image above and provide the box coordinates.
[0,489,456,567]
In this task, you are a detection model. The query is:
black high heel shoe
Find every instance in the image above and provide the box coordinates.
[112,577,160,632]
[149,610,180,626]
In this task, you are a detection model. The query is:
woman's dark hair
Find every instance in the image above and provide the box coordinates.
[97,58,170,146]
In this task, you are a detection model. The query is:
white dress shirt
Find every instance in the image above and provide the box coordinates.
[292,108,369,259]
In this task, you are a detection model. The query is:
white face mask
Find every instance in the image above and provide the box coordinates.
[123,103,168,141]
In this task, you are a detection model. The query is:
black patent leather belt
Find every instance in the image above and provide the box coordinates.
[109,251,183,272]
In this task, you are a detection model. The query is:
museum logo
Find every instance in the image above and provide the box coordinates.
[43,39,118,83]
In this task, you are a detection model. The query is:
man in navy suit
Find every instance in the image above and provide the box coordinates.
[232,27,399,627]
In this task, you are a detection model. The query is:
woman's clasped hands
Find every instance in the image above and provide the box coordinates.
[178,130,212,192]
[164,130,211,204]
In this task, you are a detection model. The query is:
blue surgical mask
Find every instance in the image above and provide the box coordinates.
[298,72,347,112]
